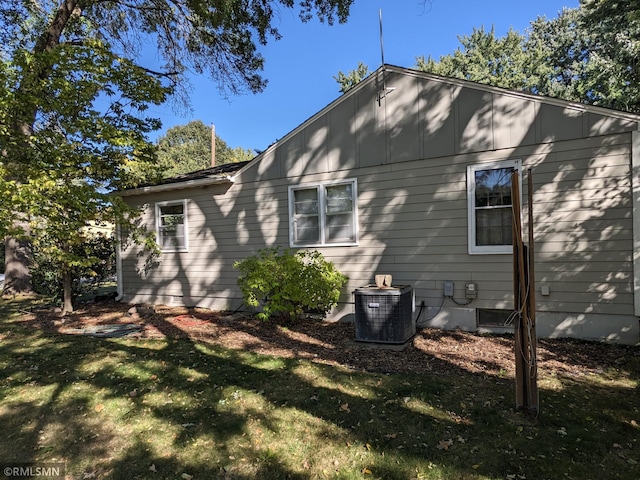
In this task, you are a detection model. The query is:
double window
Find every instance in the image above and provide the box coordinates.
[156,200,188,252]
[467,160,521,254]
[289,179,358,247]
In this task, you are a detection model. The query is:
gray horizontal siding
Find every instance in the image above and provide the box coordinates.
[120,79,636,322]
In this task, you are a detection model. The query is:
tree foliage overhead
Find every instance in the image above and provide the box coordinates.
[0,0,355,99]
[338,3,640,113]
[0,0,355,307]
[416,26,529,91]
[577,0,640,112]
[416,3,640,113]
[156,120,255,178]
[334,61,370,93]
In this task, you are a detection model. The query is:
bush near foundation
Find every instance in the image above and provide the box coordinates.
[234,247,348,321]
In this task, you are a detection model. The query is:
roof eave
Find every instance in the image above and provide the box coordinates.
[114,175,234,198]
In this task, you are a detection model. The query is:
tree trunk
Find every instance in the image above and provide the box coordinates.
[3,236,33,295]
[2,1,82,296]
[60,240,74,314]
[62,267,74,314]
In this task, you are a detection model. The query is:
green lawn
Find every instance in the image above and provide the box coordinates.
[0,297,638,479]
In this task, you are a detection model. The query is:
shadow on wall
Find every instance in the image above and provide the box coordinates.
[121,67,639,343]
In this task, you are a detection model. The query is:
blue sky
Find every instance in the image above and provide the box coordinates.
[146,0,579,152]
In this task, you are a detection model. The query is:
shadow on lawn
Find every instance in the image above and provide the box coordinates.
[0,304,638,479]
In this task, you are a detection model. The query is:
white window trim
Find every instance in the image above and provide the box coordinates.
[155,199,189,252]
[288,178,359,247]
[467,159,522,255]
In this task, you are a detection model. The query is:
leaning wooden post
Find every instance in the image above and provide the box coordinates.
[512,169,539,415]
[526,169,539,413]
[511,171,526,410]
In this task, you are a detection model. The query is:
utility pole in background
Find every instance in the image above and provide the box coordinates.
[211,123,216,167]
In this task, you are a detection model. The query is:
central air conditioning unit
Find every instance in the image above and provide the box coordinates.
[353,284,415,344]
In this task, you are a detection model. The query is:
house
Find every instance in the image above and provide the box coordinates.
[116,64,640,345]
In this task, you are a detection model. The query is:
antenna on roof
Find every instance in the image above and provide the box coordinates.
[377,9,395,106]
[379,9,385,67]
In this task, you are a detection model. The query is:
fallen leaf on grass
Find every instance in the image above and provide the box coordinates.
[436,439,454,451]
[94,404,104,413]
[340,403,350,413]
[149,464,157,473]
[181,474,193,480]
[362,468,372,474]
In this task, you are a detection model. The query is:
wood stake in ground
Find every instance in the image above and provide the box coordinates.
[511,170,539,414]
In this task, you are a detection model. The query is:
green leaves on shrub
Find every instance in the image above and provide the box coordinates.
[234,248,348,321]
[31,234,115,300]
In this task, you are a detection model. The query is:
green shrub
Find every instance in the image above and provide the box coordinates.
[31,234,116,300]
[234,247,348,321]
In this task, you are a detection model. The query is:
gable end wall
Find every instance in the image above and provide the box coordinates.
[119,70,640,344]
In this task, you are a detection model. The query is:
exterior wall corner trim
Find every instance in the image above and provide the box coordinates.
[631,131,640,316]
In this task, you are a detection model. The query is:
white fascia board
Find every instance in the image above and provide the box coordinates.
[114,175,234,198]
[632,131,640,317]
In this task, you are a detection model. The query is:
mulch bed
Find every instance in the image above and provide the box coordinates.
[15,300,639,378]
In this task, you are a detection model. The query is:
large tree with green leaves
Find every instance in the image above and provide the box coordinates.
[0,35,167,310]
[416,4,640,113]
[577,0,640,112]
[156,120,255,178]
[334,61,370,93]
[336,4,639,113]
[416,26,530,91]
[0,0,355,311]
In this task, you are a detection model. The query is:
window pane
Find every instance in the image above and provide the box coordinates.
[476,207,512,246]
[475,167,513,208]
[161,214,183,227]
[161,228,185,248]
[161,204,184,215]
[326,184,353,214]
[293,188,320,244]
[294,188,318,215]
[295,216,320,243]
[326,213,355,242]
[159,204,186,249]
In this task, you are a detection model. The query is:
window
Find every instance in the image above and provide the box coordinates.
[289,179,358,247]
[467,160,521,254]
[156,200,188,252]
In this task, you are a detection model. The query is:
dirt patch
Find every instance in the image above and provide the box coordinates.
[16,300,639,377]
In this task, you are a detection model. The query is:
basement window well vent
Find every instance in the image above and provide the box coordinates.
[477,308,514,328]
[353,285,415,344]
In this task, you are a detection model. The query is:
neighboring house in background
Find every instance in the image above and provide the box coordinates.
[116,64,640,345]
[83,220,115,237]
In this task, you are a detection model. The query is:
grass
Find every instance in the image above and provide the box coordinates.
[0,297,638,480]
